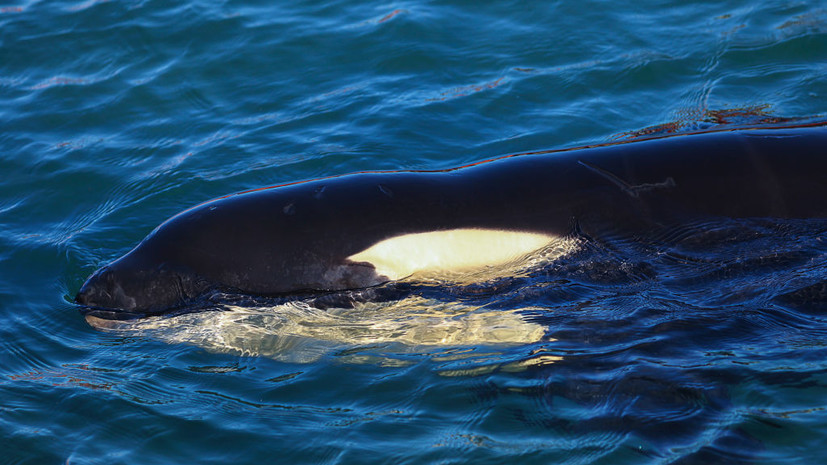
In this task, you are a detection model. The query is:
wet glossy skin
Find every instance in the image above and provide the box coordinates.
[76,125,827,317]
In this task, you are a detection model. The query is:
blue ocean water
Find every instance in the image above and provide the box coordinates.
[2,0,827,463]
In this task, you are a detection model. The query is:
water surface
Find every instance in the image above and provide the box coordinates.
[2,0,827,463]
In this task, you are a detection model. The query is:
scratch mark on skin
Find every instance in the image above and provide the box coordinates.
[578,160,676,198]
[377,184,394,197]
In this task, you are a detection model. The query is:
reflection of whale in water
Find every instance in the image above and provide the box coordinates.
[76,125,827,319]
[84,296,558,364]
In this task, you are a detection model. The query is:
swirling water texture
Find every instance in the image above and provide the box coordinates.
[1,0,827,464]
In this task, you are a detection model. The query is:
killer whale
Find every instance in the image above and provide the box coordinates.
[76,125,827,318]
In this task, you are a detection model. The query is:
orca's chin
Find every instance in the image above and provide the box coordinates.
[75,261,201,318]
[78,307,146,321]
[75,292,201,321]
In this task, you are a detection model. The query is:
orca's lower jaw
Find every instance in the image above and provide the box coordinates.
[75,262,212,320]
[77,285,219,320]
[78,307,150,321]
[75,292,192,320]
[78,302,213,321]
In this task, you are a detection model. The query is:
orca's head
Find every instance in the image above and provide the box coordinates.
[75,252,209,319]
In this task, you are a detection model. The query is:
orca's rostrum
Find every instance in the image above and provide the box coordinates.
[76,125,827,318]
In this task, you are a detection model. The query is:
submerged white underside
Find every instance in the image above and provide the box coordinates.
[86,297,553,366]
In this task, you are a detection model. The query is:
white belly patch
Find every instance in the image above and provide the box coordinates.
[347,228,561,280]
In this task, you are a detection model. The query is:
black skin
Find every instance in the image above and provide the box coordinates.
[76,124,827,318]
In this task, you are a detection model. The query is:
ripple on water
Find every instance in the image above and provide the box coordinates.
[3,0,827,462]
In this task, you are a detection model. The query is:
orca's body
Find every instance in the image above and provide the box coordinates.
[76,125,827,318]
